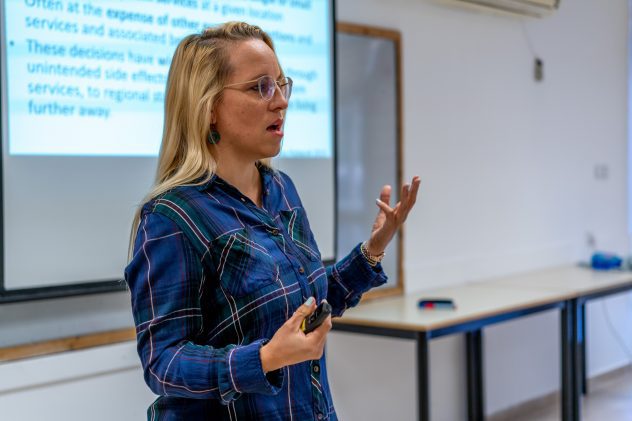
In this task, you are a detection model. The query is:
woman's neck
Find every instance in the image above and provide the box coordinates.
[215,159,262,207]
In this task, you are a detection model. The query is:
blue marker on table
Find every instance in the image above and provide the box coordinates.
[417,298,456,310]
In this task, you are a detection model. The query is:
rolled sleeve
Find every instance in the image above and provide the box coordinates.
[228,339,284,395]
[326,243,388,317]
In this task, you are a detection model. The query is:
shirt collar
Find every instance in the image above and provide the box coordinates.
[195,162,276,193]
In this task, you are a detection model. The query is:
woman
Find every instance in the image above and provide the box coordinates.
[125,21,420,420]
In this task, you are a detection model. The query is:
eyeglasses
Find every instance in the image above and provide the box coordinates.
[224,75,293,101]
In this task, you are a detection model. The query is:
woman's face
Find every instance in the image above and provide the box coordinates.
[213,39,288,162]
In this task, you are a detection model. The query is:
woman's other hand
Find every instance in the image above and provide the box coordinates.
[365,176,421,256]
[260,297,332,373]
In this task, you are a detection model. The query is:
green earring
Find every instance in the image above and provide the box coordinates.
[208,126,220,144]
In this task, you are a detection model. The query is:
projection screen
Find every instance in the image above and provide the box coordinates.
[0,0,335,298]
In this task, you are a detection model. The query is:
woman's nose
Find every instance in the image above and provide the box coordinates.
[270,84,289,110]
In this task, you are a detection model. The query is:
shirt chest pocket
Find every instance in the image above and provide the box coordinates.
[211,229,278,298]
[278,209,321,262]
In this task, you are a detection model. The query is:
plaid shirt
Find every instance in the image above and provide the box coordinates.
[125,166,387,420]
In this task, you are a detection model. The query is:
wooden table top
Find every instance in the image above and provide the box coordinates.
[479,265,632,297]
[334,265,632,332]
[334,282,573,332]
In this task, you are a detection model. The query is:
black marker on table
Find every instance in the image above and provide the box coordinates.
[417,298,456,310]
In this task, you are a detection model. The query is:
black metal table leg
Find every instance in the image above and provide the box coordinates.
[417,332,430,421]
[466,330,484,421]
[580,304,587,395]
[561,299,581,421]
[573,300,583,421]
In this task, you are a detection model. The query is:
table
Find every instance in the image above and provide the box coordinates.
[482,265,632,417]
[332,265,632,421]
[332,283,575,421]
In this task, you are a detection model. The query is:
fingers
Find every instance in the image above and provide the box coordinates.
[408,176,420,205]
[401,182,410,205]
[288,297,316,329]
[400,176,421,218]
[400,176,420,207]
[375,198,393,214]
[305,315,332,358]
[393,176,420,216]
[376,178,420,218]
[379,185,391,207]
[376,185,394,219]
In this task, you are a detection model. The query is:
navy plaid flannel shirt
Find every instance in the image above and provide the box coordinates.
[125,166,387,420]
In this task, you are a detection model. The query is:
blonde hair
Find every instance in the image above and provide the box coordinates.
[128,22,277,258]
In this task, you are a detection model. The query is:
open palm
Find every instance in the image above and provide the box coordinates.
[365,176,421,256]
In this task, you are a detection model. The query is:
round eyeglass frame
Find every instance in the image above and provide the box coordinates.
[224,75,293,101]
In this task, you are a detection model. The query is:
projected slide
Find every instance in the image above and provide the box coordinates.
[2,0,334,294]
[4,0,332,157]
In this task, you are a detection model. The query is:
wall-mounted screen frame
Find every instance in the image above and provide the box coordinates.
[335,22,404,299]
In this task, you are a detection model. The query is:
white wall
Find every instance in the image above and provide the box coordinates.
[0,292,133,348]
[329,0,632,419]
[0,343,155,421]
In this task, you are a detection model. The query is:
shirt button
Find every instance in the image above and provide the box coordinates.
[271,228,279,235]
[313,364,320,373]
[298,267,305,274]
[317,413,323,420]
[240,197,246,202]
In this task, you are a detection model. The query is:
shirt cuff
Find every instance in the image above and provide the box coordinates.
[335,243,389,293]
[227,339,284,395]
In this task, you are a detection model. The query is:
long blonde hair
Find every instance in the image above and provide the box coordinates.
[128,22,277,258]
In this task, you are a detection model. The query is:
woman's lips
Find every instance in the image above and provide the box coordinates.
[266,119,284,136]
[267,126,284,137]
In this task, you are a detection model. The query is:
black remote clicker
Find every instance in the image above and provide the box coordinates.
[301,301,332,334]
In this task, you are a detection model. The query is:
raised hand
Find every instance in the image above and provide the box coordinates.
[365,176,421,256]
